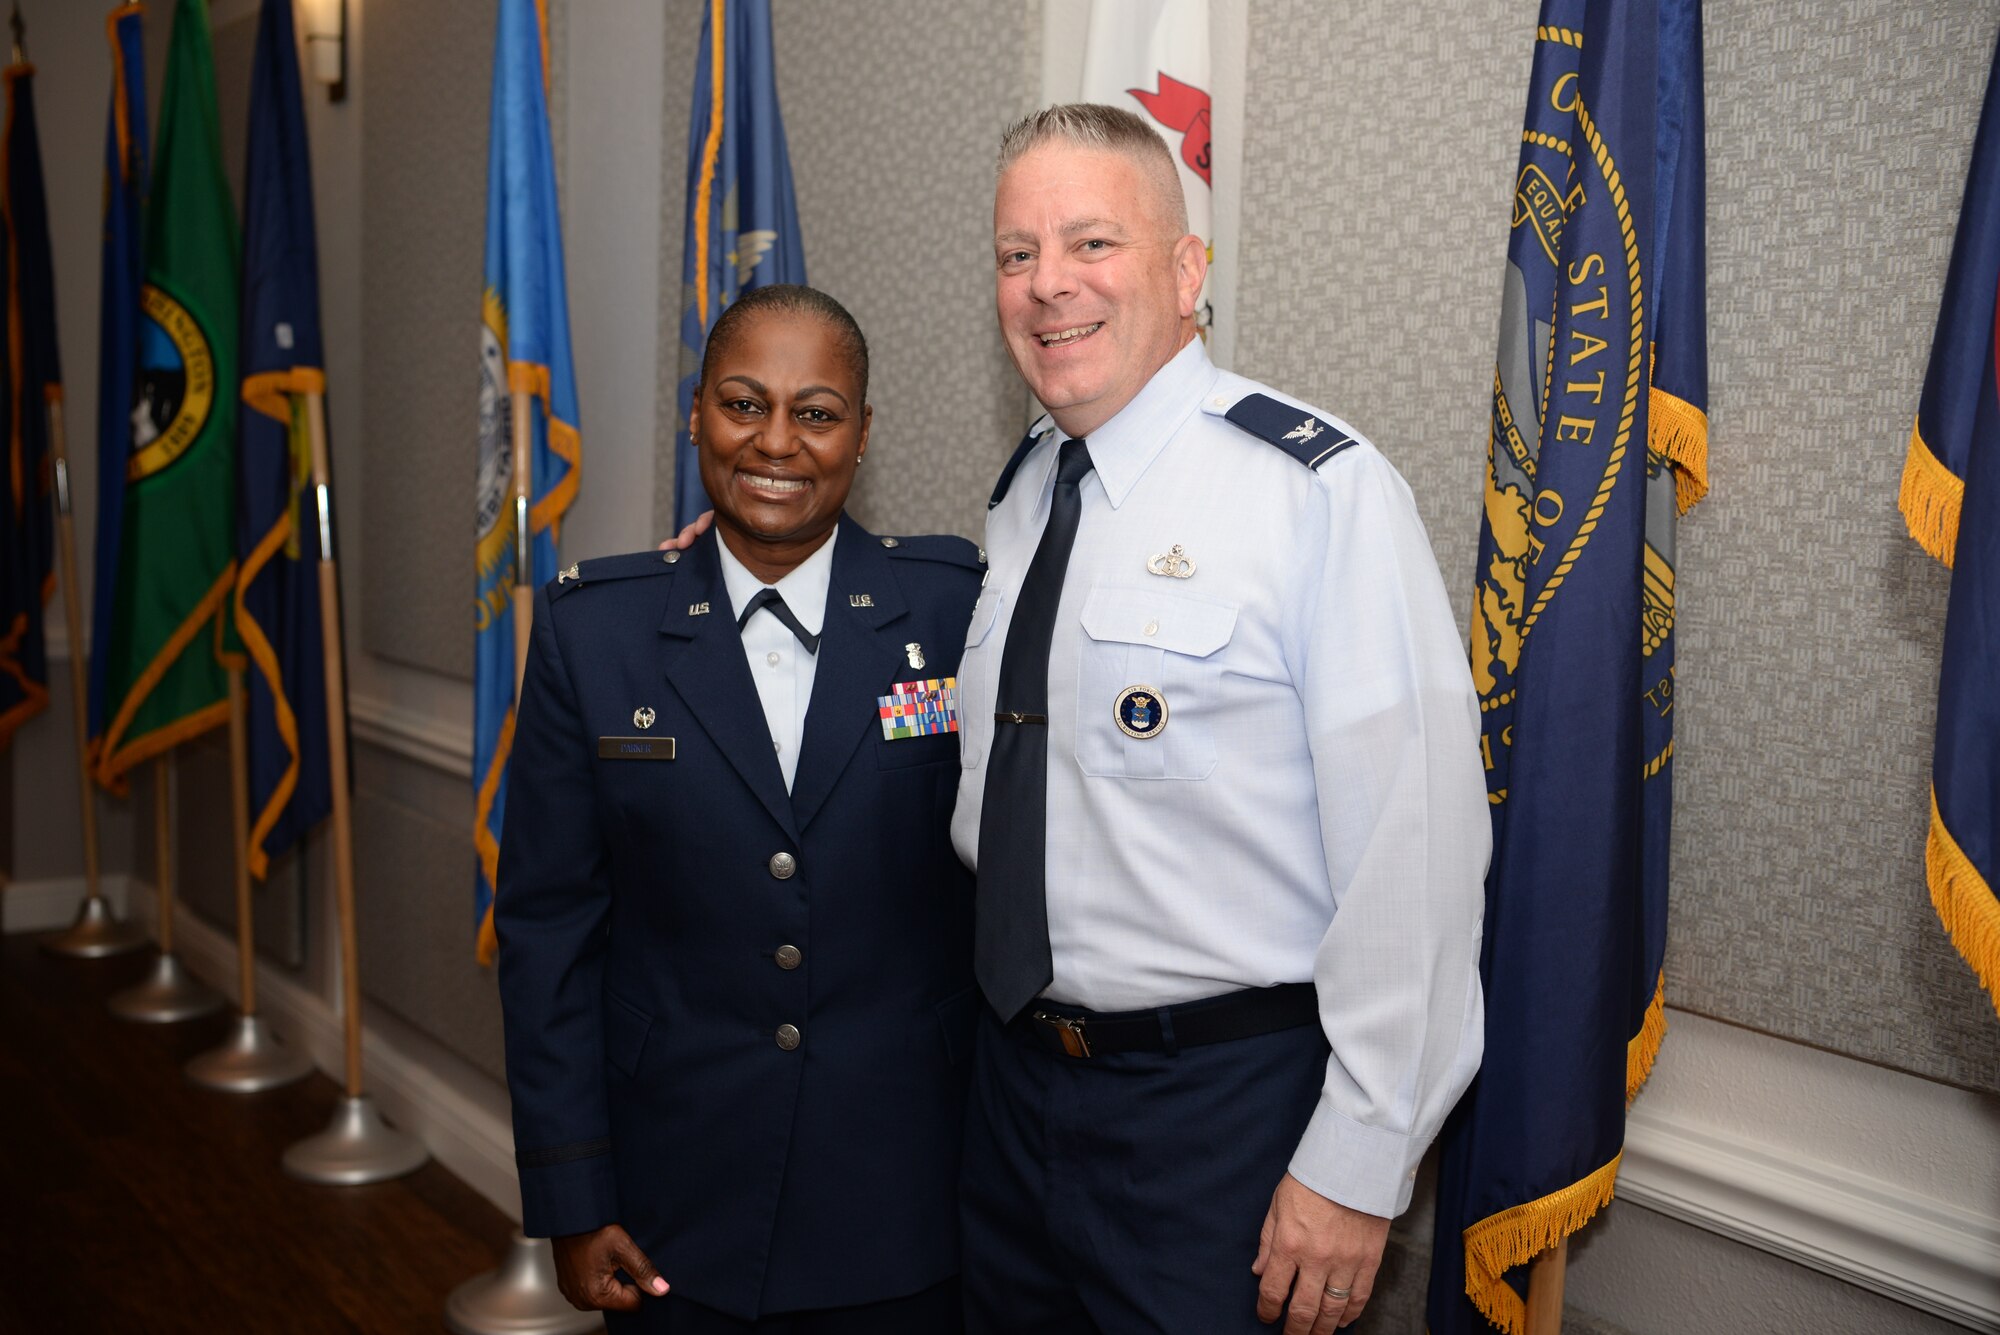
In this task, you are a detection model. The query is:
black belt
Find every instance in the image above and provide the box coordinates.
[1010,983,1319,1058]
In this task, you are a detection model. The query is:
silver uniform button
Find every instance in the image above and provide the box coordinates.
[662,549,680,564]
[775,1023,801,1051]
[768,851,797,879]
[880,536,900,548]
[774,944,802,970]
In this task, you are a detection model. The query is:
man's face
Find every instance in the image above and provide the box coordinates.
[993,143,1206,439]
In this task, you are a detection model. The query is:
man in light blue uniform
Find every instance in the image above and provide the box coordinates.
[954,105,1489,1335]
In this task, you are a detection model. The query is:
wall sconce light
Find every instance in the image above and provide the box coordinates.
[299,0,346,103]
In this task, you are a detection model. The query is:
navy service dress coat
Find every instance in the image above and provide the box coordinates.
[496,517,984,1322]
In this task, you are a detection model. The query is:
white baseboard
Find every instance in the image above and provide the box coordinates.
[1623,1098,2000,1329]
[2,873,134,933]
[114,881,524,1222]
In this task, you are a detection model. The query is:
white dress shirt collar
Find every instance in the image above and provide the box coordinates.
[716,523,838,634]
[1048,336,1219,510]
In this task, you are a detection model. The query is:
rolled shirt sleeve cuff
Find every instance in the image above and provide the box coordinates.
[517,1148,622,1240]
[1287,1094,1426,1219]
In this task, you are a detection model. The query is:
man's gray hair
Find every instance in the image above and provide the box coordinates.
[997,103,1190,236]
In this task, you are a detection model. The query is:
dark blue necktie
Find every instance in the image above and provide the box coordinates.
[738,587,819,654]
[976,437,1095,1020]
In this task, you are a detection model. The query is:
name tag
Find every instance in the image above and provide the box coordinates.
[598,736,676,760]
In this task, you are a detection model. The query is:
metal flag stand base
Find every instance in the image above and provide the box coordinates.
[283,1094,429,1185]
[186,1013,313,1092]
[107,952,224,1023]
[445,1234,603,1335]
[41,893,149,958]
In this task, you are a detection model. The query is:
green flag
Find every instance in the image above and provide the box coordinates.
[93,0,241,790]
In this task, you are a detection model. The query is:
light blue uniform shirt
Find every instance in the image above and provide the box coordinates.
[953,340,1489,1218]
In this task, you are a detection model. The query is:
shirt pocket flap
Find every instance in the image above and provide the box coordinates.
[1080,588,1237,658]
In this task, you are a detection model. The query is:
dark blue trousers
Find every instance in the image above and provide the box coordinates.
[960,1008,1329,1335]
[603,1279,962,1333]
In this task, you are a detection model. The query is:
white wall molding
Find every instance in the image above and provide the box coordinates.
[113,880,522,1221]
[1622,1099,2000,1329]
[1617,1010,2000,1331]
[349,690,475,779]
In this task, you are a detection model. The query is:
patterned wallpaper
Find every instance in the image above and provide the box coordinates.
[1239,0,2000,1090]
[653,0,1042,545]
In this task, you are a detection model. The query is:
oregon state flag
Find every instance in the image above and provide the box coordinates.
[671,0,804,528]
[92,0,242,790]
[475,0,581,963]
[1899,30,2000,1020]
[236,0,332,878]
[1430,2,1708,1331]
[0,58,60,747]
[88,3,146,758]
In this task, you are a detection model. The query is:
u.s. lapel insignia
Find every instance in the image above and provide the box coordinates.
[1114,685,1167,739]
[1146,544,1196,579]
[1283,417,1324,444]
[558,564,580,583]
[689,601,711,616]
[905,642,926,670]
[850,593,874,608]
[633,706,656,730]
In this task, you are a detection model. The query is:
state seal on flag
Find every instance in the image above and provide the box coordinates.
[129,284,215,481]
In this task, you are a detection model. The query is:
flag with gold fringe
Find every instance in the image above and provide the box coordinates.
[474,0,581,963]
[1429,0,1707,1330]
[236,0,332,878]
[671,0,804,529]
[0,55,60,748]
[91,0,242,791]
[1899,28,2000,1021]
[88,3,147,765]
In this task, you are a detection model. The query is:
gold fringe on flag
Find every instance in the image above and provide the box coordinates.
[1647,385,1708,515]
[1899,420,1963,567]
[1927,787,2000,1019]
[1626,970,1668,1103]
[1462,1152,1623,1335]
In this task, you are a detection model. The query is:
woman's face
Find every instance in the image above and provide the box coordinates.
[694,311,869,574]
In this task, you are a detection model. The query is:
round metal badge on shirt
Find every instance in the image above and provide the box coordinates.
[1114,686,1168,739]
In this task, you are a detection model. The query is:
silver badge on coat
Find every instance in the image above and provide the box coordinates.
[1146,544,1196,579]
[633,707,656,730]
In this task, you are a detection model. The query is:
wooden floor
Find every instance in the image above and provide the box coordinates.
[0,931,519,1333]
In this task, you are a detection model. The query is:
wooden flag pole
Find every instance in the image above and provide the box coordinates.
[280,388,427,1183]
[226,666,256,1015]
[154,756,174,954]
[509,388,533,695]
[107,754,221,1020]
[39,398,146,957]
[184,659,312,1090]
[1524,1239,1569,1335]
[304,390,362,1098]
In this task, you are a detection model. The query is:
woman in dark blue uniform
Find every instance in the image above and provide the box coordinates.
[496,285,982,1334]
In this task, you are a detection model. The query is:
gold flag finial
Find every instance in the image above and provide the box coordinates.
[8,2,23,65]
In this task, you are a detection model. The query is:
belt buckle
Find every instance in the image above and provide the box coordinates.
[1033,1011,1091,1058]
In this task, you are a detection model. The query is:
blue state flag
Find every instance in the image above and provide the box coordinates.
[0,56,60,748]
[475,0,581,964]
[1431,2,1708,1331]
[1898,29,2000,1021]
[672,0,805,528]
[235,0,332,878]
[87,2,148,761]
